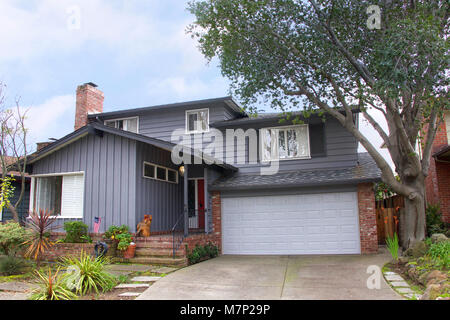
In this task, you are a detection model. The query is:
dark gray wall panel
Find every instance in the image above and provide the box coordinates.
[135,142,184,233]
[31,133,137,232]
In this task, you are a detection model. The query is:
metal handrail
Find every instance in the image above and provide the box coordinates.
[171,211,186,258]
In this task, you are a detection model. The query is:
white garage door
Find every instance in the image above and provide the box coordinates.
[222,192,361,255]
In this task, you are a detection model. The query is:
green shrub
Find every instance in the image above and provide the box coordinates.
[58,251,116,295]
[426,240,450,269]
[0,256,26,275]
[30,268,78,300]
[63,221,91,243]
[386,233,399,262]
[0,221,30,256]
[116,232,133,251]
[103,225,129,241]
[187,242,219,265]
[426,204,449,236]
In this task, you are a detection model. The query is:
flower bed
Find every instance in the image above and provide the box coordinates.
[386,235,449,300]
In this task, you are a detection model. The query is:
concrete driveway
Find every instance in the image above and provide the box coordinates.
[137,249,401,300]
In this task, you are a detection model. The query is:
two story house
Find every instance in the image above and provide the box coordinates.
[26,82,381,255]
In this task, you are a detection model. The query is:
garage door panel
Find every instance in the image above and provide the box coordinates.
[222,192,361,255]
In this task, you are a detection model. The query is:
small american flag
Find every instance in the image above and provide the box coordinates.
[94,217,101,233]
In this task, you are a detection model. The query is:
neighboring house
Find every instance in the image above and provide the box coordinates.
[25,82,381,255]
[0,156,30,223]
[424,112,450,224]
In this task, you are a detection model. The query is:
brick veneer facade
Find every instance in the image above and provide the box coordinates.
[40,243,96,261]
[424,119,450,223]
[74,83,104,131]
[357,183,378,254]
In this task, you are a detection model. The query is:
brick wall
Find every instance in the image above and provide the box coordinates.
[435,161,450,223]
[211,191,222,253]
[40,243,96,261]
[183,233,220,254]
[424,119,450,223]
[357,183,378,254]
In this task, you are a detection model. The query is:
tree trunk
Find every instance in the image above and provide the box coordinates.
[7,202,19,222]
[402,183,426,249]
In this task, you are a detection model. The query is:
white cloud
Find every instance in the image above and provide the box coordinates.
[23,94,75,150]
[146,76,229,103]
[0,0,182,63]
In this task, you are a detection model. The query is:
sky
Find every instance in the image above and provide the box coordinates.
[0,0,394,169]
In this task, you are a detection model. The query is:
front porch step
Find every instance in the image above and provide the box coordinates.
[126,256,187,267]
[135,248,184,258]
[135,241,179,249]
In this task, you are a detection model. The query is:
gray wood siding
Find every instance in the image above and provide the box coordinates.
[31,133,137,232]
[0,180,30,222]
[220,117,358,174]
[135,142,184,232]
[137,104,229,143]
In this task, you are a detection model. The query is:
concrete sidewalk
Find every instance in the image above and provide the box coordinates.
[137,250,402,300]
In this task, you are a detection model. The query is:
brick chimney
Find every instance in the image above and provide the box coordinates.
[36,142,52,151]
[74,82,104,131]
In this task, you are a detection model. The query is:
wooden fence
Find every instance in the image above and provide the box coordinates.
[376,195,405,244]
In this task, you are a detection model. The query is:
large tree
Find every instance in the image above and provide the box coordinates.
[0,81,29,222]
[188,0,449,247]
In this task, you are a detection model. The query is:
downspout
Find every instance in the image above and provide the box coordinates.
[204,167,209,234]
[184,164,189,237]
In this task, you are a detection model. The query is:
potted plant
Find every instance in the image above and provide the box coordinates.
[103,225,129,257]
[116,232,136,259]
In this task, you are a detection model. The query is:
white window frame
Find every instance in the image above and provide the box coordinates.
[185,108,209,134]
[143,161,178,184]
[104,116,139,133]
[260,124,311,162]
[29,171,85,219]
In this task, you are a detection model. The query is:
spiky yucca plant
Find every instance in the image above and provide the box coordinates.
[23,209,58,268]
[59,251,116,295]
[30,267,78,300]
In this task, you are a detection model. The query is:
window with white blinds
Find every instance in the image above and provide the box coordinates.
[31,173,84,218]
[260,125,310,161]
[60,174,84,218]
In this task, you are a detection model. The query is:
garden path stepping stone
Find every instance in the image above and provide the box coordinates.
[118,292,142,297]
[390,281,409,288]
[107,270,133,276]
[105,264,152,272]
[131,276,161,282]
[115,283,150,289]
[385,274,404,281]
[396,287,415,294]
[151,266,179,274]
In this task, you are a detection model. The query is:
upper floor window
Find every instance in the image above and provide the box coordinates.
[105,117,139,133]
[186,108,209,133]
[260,125,310,161]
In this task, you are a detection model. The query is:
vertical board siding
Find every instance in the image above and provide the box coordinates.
[135,142,184,233]
[31,133,137,232]
[0,180,30,222]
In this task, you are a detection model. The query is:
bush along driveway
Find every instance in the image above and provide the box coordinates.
[137,250,401,300]
[384,233,449,300]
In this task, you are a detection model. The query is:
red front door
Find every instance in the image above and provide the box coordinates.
[197,179,205,229]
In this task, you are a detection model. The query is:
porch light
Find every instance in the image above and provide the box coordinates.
[179,165,185,177]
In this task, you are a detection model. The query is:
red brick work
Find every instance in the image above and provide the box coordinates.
[40,243,96,261]
[357,183,378,254]
[183,233,220,254]
[211,191,222,253]
[74,83,104,131]
[424,119,450,223]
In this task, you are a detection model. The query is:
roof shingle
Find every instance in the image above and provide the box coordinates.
[210,153,381,191]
